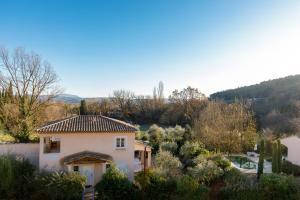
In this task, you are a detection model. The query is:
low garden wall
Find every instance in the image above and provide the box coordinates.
[0,143,39,167]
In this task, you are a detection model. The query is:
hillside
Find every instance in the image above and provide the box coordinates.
[211,75,300,136]
[52,94,82,103]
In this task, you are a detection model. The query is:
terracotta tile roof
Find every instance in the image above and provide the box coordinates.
[37,115,137,133]
[63,151,113,164]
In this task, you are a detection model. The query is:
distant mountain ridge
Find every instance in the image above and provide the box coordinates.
[51,94,110,103]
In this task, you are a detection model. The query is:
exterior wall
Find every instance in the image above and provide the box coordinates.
[0,143,39,167]
[67,163,105,185]
[281,136,300,166]
[134,141,152,168]
[39,132,135,181]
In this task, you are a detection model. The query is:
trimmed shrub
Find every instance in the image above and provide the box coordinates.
[95,165,138,200]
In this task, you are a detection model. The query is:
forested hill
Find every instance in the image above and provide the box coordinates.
[210,75,300,101]
[210,75,300,136]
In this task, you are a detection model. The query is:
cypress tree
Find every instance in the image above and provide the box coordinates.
[272,142,278,173]
[6,82,13,103]
[277,140,282,173]
[257,139,265,179]
[79,100,87,115]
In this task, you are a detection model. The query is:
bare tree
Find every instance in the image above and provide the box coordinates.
[194,101,257,154]
[112,90,135,119]
[0,47,61,141]
[167,86,207,125]
[157,81,164,100]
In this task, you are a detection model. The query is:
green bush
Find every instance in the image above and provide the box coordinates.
[160,141,178,155]
[282,160,300,176]
[220,170,300,200]
[209,154,231,171]
[135,169,177,200]
[154,150,182,177]
[95,165,138,200]
[0,155,35,200]
[30,172,86,200]
[259,174,300,200]
[179,141,207,161]
[0,155,86,200]
[187,155,223,184]
[220,169,261,200]
[176,175,208,200]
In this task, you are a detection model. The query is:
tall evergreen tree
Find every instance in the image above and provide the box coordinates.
[277,139,282,173]
[257,139,265,179]
[5,82,13,103]
[272,142,278,173]
[80,100,88,115]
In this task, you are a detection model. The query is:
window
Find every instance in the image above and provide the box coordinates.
[115,137,126,149]
[73,166,79,172]
[106,163,111,169]
[43,137,60,153]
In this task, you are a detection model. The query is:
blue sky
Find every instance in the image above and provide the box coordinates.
[1,0,300,97]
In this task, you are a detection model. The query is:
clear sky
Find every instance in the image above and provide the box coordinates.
[1,0,300,97]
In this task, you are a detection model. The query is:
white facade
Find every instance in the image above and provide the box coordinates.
[281,136,300,166]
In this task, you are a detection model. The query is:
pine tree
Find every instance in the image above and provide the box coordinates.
[257,139,265,179]
[277,140,282,173]
[79,100,87,115]
[272,142,278,173]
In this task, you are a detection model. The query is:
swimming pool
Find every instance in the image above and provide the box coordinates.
[228,155,257,169]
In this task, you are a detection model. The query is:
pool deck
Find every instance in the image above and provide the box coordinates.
[230,154,272,174]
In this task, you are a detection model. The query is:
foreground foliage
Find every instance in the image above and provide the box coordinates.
[95,165,138,200]
[220,169,300,200]
[0,155,86,200]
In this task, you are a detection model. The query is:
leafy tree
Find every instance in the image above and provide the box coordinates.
[148,124,165,153]
[257,139,265,179]
[187,155,223,184]
[160,141,178,155]
[79,100,87,115]
[179,141,207,166]
[154,151,182,178]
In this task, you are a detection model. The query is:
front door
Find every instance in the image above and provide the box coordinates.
[81,165,94,186]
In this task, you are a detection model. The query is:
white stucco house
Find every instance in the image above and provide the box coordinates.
[281,135,300,166]
[36,115,151,186]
